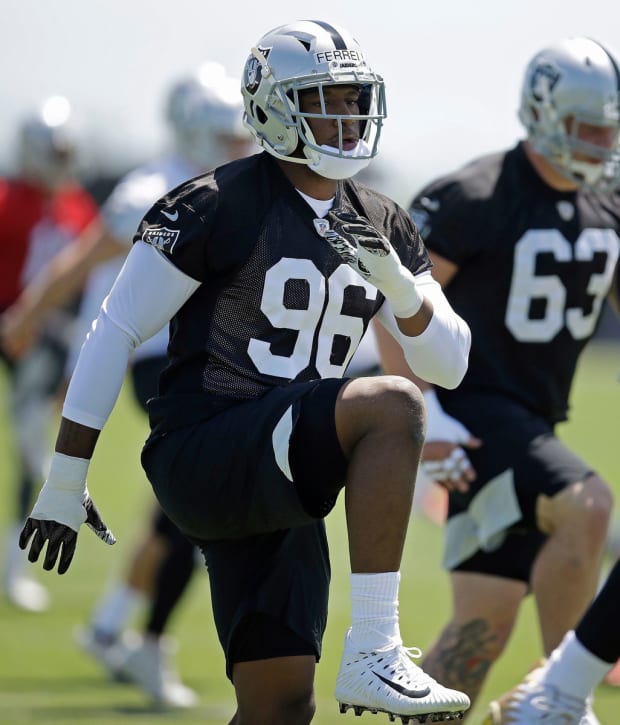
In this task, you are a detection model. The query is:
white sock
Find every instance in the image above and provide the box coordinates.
[347,571,402,652]
[90,583,145,639]
[545,630,614,700]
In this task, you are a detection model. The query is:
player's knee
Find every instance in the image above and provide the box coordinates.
[578,475,614,541]
[537,475,613,539]
[365,375,425,435]
[336,375,425,456]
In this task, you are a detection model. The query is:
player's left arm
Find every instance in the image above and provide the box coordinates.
[324,210,471,389]
[372,249,480,492]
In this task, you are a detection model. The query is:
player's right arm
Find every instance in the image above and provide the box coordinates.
[19,240,201,574]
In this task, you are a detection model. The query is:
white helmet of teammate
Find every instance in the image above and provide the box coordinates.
[519,37,620,191]
[18,96,79,189]
[241,20,386,180]
[166,61,249,171]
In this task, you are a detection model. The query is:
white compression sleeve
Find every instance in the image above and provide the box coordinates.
[375,271,471,389]
[63,241,200,429]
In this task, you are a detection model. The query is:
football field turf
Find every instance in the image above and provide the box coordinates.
[1,342,620,724]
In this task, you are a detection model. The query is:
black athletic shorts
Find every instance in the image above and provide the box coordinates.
[437,391,594,583]
[141,377,349,677]
[131,355,192,547]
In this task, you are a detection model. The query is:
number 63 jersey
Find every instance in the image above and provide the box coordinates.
[409,141,620,424]
[135,151,430,428]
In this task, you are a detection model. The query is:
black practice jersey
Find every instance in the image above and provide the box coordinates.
[409,142,620,423]
[135,151,430,430]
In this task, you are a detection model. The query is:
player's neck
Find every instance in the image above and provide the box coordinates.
[276,159,338,200]
[522,140,579,192]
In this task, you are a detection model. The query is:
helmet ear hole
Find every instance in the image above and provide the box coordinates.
[255,104,268,125]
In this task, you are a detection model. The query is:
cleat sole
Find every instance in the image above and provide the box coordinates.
[338,702,468,723]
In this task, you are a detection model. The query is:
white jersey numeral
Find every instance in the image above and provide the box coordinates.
[248,258,378,378]
[505,228,619,342]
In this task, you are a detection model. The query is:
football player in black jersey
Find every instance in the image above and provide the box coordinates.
[382,37,620,723]
[16,20,472,725]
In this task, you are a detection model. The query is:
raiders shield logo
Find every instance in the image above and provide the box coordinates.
[142,226,180,253]
[244,46,271,95]
[531,61,561,102]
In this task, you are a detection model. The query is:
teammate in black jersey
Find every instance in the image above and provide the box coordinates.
[381,37,620,723]
[17,21,472,724]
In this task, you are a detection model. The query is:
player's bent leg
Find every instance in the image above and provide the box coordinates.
[335,375,425,573]
[333,377,470,720]
[232,655,316,725]
[533,475,612,654]
[421,571,525,716]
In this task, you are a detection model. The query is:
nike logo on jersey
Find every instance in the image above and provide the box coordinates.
[371,671,431,699]
[161,208,179,222]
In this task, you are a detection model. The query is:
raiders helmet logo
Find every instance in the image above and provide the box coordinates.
[530,62,561,102]
[244,46,271,95]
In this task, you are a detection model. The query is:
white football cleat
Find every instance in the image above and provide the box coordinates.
[484,668,590,725]
[75,625,128,681]
[335,637,469,722]
[4,570,50,612]
[114,631,198,708]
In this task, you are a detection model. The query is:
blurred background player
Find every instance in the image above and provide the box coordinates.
[0,96,99,612]
[1,62,254,707]
[377,36,620,722]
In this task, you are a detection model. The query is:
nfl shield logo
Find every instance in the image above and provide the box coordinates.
[313,218,330,237]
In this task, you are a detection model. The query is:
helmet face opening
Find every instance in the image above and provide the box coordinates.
[519,37,620,191]
[290,81,383,160]
[241,20,386,178]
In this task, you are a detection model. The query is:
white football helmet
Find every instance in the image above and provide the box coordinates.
[166,61,249,171]
[519,37,620,191]
[18,96,78,188]
[241,20,386,179]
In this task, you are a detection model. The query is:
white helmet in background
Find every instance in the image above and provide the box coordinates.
[519,37,620,191]
[241,20,386,180]
[18,96,79,188]
[166,61,249,171]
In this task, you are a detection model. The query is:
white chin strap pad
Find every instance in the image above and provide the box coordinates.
[307,140,373,180]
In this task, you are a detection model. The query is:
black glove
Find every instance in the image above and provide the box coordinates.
[323,210,424,318]
[19,494,115,575]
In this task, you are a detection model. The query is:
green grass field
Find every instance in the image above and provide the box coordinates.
[1,342,620,724]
